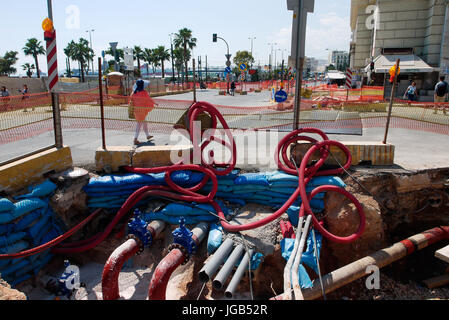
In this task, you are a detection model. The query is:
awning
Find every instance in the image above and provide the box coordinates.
[325,72,346,80]
[364,54,434,73]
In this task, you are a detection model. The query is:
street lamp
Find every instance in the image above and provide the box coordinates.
[268,42,277,78]
[248,36,256,64]
[86,29,95,74]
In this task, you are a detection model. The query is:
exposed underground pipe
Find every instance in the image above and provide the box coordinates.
[271,226,449,300]
[225,249,254,299]
[199,238,234,283]
[147,222,209,300]
[212,244,245,290]
[283,216,304,300]
[102,220,166,300]
[291,214,312,300]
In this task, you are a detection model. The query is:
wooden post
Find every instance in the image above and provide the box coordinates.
[98,57,106,150]
[383,58,400,144]
[293,57,305,130]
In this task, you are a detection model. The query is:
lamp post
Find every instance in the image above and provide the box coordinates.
[169,33,175,83]
[86,29,95,74]
[268,42,277,79]
[248,36,256,67]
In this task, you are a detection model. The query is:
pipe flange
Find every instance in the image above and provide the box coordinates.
[126,234,144,255]
[168,243,190,265]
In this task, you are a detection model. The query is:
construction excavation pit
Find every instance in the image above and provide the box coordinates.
[1,101,449,302]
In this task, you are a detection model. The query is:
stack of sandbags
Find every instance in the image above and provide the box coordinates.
[0,180,64,287]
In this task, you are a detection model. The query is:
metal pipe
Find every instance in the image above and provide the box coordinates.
[98,57,106,150]
[212,244,245,290]
[101,220,166,300]
[199,238,234,283]
[101,238,140,300]
[147,222,209,300]
[271,226,449,300]
[51,92,63,148]
[224,249,254,299]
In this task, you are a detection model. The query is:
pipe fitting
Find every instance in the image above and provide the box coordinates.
[168,217,196,264]
[127,209,153,254]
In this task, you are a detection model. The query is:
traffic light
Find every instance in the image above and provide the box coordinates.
[213,34,217,42]
[370,61,375,71]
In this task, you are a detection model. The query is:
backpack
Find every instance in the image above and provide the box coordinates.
[436,81,448,97]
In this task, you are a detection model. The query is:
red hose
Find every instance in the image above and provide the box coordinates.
[101,238,141,300]
[147,248,185,300]
[0,209,103,260]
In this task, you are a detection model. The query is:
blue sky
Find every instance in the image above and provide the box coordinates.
[1,0,351,76]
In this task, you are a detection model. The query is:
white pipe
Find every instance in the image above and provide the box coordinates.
[291,214,312,300]
[283,216,304,300]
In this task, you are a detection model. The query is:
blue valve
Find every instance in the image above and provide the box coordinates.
[128,209,153,248]
[172,217,196,256]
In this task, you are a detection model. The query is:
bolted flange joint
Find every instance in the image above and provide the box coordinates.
[169,217,197,265]
[127,209,153,255]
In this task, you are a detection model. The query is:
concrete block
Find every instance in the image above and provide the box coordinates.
[396,10,419,20]
[292,141,395,166]
[95,146,133,172]
[0,146,73,194]
[377,30,396,39]
[384,39,404,47]
[395,29,417,38]
[385,21,407,30]
[132,145,193,168]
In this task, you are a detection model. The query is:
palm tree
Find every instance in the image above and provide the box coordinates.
[22,63,35,78]
[64,40,76,78]
[71,38,94,82]
[143,48,153,77]
[23,38,45,78]
[133,46,144,76]
[173,48,184,85]
[153,46,171,78]
[173,28,197,83]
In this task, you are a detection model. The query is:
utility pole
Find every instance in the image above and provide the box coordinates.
[287,0,315,130]
[213,33,232,94]
[205,55,208,82]
[86,29,95,74]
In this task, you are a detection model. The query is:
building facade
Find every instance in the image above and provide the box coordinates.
[328,51,350,71]
[350,0,449,70]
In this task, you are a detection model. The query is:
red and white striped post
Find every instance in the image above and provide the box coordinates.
[43,11,62,148]
[345,68,353,101]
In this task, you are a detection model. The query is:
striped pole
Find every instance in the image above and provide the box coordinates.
[45,30,59,92]
[345,68,353,89]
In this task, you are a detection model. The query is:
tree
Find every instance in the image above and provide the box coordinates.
[326,64,336,72]
[153,46,170,78]
[71,38,94,82]
[23,38,45,78]
[0,51,19,76]
[233,50,254,69]
[173,28,197,83]
[173,48,184,84]
[142,48,153,77]
[133,46,144,77]
[22,63,35,78]
[64,40,77,78]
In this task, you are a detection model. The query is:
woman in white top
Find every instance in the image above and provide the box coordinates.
[404,81,418,101]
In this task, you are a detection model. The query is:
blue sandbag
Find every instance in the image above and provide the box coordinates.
[0,232,27,248]
[0,199,15,212]
[26,211,51,240]
[0,223,14,236]
[10,274,32,287]
[14,209,43,232]
[15,180,57,200]
[32,221,53,246]
[287,203,326,226]
[207,223,223,254]
[201,184,234,193]
[268,172,346,187]
[0,241,29,269]
[217,169,240,180]
[0,259,29,277]
[0,198,47,225]
[234,173,269,186]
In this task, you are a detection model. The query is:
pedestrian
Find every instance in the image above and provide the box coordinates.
[403,81,418,102]
[434,76,448,114]
[1,86,10,112]
[19,84,32,112]
[230,81,236,96]
[130,79,156,145]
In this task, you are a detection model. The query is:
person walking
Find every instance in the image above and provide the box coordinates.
[403,81,418,102]
[130,79,156,145]
[230,81,236,96]
[1,86,10,112]
[434,76,448,114]
[19,85,32,112]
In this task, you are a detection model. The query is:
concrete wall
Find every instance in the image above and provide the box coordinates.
[351,0,449,70]
[0,77,47,95]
